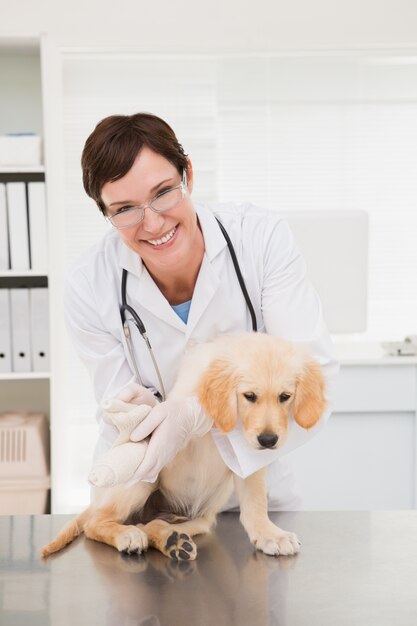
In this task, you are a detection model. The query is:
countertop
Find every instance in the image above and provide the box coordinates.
[334,340,417,365]
[1,511,417,626]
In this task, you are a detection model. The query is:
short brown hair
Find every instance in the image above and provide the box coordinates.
[81,113,188,214]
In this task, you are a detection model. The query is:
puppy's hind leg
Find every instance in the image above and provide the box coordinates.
[83,507,148,555]
[139,512,216,561]
[84,482,155,554]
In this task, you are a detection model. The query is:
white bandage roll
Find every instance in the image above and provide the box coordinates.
[88,441,147,487]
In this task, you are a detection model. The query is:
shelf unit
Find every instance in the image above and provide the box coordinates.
[0,271,47,278]
[0,35,50,513]
[0,372,50,381]
[0,166,45,174]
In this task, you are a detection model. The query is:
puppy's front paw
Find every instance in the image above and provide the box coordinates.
[116,526,148,554]
[253,528,300,557]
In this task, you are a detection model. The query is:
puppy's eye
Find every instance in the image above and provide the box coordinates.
[243,392,257,402]
[279,392,291,403]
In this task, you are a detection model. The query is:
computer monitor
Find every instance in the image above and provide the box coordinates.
[282,210,368,333]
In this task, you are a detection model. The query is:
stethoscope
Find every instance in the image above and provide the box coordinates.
[120,217,257,401]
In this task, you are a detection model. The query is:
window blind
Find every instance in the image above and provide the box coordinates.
[215,53,417,340]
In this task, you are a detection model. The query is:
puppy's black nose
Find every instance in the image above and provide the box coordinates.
[257,433,278,448]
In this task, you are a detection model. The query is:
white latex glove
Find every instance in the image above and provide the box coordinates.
[115,382,160,407]
[129,397,213,483]
[89,398,153,487]
[102,398,152,445]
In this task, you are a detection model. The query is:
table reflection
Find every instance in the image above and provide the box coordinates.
[82,513,296,626]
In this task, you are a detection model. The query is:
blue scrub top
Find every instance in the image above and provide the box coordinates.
[171,300,192,324]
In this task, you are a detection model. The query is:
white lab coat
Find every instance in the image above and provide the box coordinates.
[65,202,339,509]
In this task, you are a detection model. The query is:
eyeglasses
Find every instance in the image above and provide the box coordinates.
[106,169,188,229]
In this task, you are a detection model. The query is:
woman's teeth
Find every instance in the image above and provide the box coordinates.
[148,227,177,246]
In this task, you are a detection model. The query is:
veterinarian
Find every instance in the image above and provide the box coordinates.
[65,112,339,509]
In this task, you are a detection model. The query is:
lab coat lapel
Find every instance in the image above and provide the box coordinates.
[185,253,221,337]
[185,204,228,337]
[137,269,186,332]
[118,240,185,332]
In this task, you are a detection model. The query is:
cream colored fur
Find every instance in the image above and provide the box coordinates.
[41,332,326,560]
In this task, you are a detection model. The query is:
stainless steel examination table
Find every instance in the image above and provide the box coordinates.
[1,511,417,625]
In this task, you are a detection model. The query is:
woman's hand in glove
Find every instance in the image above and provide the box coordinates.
[115,382,159,407]
[128,397,213,484]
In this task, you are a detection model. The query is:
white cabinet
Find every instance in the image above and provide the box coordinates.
[288,348,417,510]
[0,36,51,512]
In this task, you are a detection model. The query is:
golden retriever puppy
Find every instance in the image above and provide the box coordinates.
[41,332,326,561]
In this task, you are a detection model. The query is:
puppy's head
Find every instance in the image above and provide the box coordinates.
[197,334,326,450]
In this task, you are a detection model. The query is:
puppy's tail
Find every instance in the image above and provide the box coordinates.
[40,508,90,558]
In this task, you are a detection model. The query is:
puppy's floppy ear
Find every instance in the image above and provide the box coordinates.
[293,360,327,429]
[197,358,238,432]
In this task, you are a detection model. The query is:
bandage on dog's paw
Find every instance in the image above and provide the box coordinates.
[89,441,147,487]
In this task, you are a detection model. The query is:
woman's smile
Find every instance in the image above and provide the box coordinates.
[145,225,179,248]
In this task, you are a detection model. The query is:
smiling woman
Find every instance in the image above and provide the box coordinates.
[100,147,205,305]
[64,111,339,512]
[81,114,205,304]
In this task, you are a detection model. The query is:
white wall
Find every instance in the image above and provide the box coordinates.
[1,0,417,49]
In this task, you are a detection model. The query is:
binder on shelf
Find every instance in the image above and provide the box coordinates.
[10,288,31,373]
[6,182,30,271]
[28,182,48,273]
[0,289,12,373]
[29,287,49,371]
[0,184,9,270]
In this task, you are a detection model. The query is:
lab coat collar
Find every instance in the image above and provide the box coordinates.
[117,237,144,278]
[115,233,184,331]
[195,202,228,262]
[184,204,229,337]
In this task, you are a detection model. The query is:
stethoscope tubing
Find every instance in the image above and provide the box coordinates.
[120,217,257,401]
